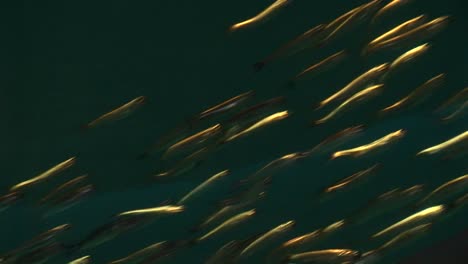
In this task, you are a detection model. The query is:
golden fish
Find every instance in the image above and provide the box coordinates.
[83,96,146,129]
[366,16,450,54]
[109,241,177,264]
[372,205,446,239]
[417,130,468,156]
[69,256,91,264]
[317,64,388,109]
[10,157,76,192]
[332,129,405,159]
[229,0,292,32]
[118,205,184,217]
[418,174,468,206]
[315,84,384,125]
[323,164,380,194]
[285,249,361,263]
[39,174,88,204]
[162,124,222,159]
[239,220,295,258]
[371,0,414,25]
[178,170,230,205]
[196,209,256,243]
[292,50,347,81]
[382,43,430,81]
[381,73,445,113]
[436,87,468,122]
[197,91,254,120]
[308,125,365,155]
[224,110,289,142]
[367,15,427,47]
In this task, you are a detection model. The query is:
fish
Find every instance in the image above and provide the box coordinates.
[417,174,468,207]
[0,191,23,213]
[82,96,147,129]
[416,130,468,156]
[347,185,425,226]
[118,205,184,217]
[435,87,468,122]
[253,24,325,71]
[13,242,63,264]
[178,170,230,205]
[315,84,384,125]
[371,205,446,239]
[316,63,388,109]
[205,235,262,264]
[331,129,405,159]
[380,73,445,113]
[195,209,256,243]
[39,174,88,204]
[371,0,415,25]
[69,255,91,264]
[162,124,223,159]
[282,249,361,264]
[229,0,292,32]
[10,157,76,192]
[290,50,347,84]
[225,96,286,125]
[108,241,179,264]
[41,184,94,218]
[365,16,450,55]
[224,110,290,142]
[195,90,255,121]
[239,220,295,259]
[321,164,380,198]
[308,125,365,155]
[381,43,431,81]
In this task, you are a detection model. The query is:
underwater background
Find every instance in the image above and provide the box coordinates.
[1,0,467,263]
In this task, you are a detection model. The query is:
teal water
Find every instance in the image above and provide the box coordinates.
[1,0,467,263]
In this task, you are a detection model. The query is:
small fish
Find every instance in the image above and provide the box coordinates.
[226,96,286,125]
[331,129,405,159]
[365,15,428,52]
[196,91,255,121]
[195,209,256,243]
[13,242,63,264]
[239,220,295,259]
[82,96,146,129]
[178,170,230,205]
[108,241,179,264]
[308,125,365,155]
[205,235,262,264]
[371,0,415,25]
[321,164,380,196]
[365,16,450,55]
[162,124,222,159]
[229,0,292,32]
[283,249,361,264]
[291,50,347,83]
[69,255,91,264]
[224,110,290,142]
[0,191,23,213]
[416,130,468,156]
[417,174,468,207]
[381,73,445,113]
[118,205,184,217]
[39,174,88,204]
[436,87,468,122]
[372,205,446,239]
[253,24,325,71]
[42,184,94,218]
[381,43,431,81]
[315,84,384,125]
[317,64,388,109]
[10,157,76,192]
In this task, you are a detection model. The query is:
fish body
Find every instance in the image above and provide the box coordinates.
[381,43,430,81]
[417,130,468,156]
[284,249,360,263]
[69,255,91,264]
[0,191,23,213]
[418,174,468,207]
[197,91,255,121]
[224,111,289,142]
[229,0,292,32]
[322,164,380,197]
[371,0,414,25]
[39,174,88,204]
[118,205,184,217]
[178,170,230,205]
[308,125,365,155]
[293,50,347,81]
[374,223,432,256]
[108,241,179,264]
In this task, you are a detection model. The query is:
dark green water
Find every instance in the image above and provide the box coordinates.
[1,0,467,263]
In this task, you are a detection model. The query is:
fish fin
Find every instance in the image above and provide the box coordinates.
[253,62,266,72]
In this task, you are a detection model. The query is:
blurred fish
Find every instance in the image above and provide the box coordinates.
[315,84,384,125]
[365,16,450,55]
[82,96,146,130]
[224,110,290,142]
[195,209,256,244]
[282,249,361,264]
[118,205,184,217]
[347,185,425,226]
[316,63,388,109]
[205,234,262,264]
[10,157,76,192]
[308,125,365,155]
[42,184,94,218]
[380,73,445,113]
[381,43,431,81]
[417,174,468,207]
[365,15,428,53]
[435,87,468,122]
[0,191,23,213]
[178,170,230,205]
[69,255,91,264]
[225,96,286,126]
[253,24,325,71]
[290,50,347,86]
[39,174,88,204]
[371,205,446,239]
[108,241,180,264]
[416,130,468,156]
[239,220,295,259]
[229,0,292,32]
[162,124,222,160]
[371,0,415,25]
[195,91,255,121]
[331,129,405,159]
[13,242,63,264]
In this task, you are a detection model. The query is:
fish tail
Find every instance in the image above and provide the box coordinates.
[253,61,266,72]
